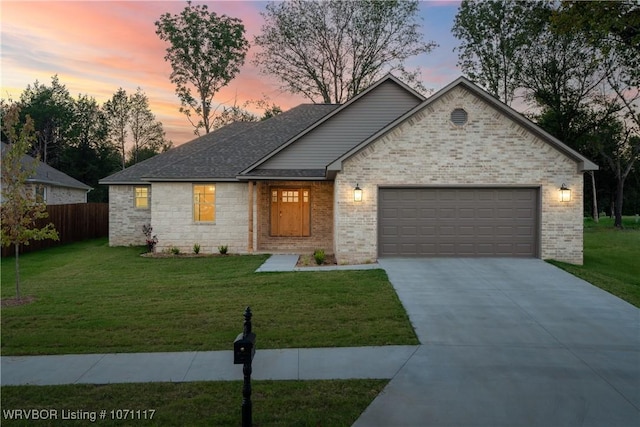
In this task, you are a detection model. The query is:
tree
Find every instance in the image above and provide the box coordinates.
[60,95,120,203]
[18,75,75,167]
[155,1,249,135]
[452,0,548,105]
[129,88,171,165]
[1,105,59,300]
[209,98,282,130]
[103,88,130,170]
[254,0,436,104]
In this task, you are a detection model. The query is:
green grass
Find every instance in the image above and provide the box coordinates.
[1,239,418,356]
[0,380,387,426]
[549,216,640,307]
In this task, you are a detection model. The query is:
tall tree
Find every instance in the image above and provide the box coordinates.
[60,95,120,203]
[1,105,59,300]
[129,88,171,165]
[155,1,249,135]
[18,75,75,167]
[452,0,548,105]
[254,0,436,104]
[103,88,131,170]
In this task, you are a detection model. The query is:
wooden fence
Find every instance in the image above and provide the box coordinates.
[1,203,108,257]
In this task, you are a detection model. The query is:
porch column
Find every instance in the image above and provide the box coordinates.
[248,181,254,253]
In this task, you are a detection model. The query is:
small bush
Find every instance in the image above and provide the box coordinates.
[218,245,228,255]
[193,243,201,254]
[170,246,180,255]
[313,249,325,265]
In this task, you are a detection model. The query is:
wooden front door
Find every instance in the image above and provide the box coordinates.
[270,188,310,237]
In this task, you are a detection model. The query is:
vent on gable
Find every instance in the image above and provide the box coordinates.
[450,108,468,126]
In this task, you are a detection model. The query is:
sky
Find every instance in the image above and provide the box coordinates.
[1,0,462,145]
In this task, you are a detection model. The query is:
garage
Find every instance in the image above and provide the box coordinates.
[378,188,539,257]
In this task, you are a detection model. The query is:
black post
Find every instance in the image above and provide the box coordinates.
[242,307,252,427]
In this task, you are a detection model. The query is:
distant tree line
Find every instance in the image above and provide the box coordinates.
[0,76,172,202]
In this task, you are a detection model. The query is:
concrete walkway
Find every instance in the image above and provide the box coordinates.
[1,346,417,386]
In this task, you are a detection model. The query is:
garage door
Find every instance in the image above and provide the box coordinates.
[379,188,538,257]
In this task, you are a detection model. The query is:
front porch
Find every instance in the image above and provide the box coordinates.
[252,180,334,254]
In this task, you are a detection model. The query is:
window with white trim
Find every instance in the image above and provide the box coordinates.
[134,186,150,209]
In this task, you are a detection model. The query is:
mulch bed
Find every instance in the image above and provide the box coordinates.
[296,254,338,267]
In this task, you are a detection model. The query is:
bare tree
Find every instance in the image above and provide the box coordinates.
[254,0,436,104]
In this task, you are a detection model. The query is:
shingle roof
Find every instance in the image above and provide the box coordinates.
[100,104,339,184]
[1,142,91,190]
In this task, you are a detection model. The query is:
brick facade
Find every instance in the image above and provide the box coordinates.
[151,182,248,254]
[334,86,584,265]
[44,185,87,205]
[108,185,151,246]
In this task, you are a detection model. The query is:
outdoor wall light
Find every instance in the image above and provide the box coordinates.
[354,183,363,202]
[559,184,571,202]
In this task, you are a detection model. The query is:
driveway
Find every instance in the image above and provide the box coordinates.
[354,258,640,427]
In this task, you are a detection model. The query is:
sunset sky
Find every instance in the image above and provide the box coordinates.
[1,1,462,145]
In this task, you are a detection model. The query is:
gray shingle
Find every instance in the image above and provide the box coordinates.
[100,104,339,184]
[1,142,91,190]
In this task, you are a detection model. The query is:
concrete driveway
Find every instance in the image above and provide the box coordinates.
[354,258,639,427]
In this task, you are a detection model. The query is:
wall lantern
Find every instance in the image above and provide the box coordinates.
[559,184,571,202]
[354,183,363,202]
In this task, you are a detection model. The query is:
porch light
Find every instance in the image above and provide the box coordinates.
[559,184,571,202]
[354,183,363,202]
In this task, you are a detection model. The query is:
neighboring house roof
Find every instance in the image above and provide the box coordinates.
[327,76,599,173]
[0,142,92,190]
[99,104,339,184]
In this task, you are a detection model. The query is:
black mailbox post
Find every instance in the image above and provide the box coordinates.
[233,307,255,427]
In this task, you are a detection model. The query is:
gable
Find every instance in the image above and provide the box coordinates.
[248,78,424,173]
[329,77,598,173]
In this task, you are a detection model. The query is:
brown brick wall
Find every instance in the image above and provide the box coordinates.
[256,181,334,254]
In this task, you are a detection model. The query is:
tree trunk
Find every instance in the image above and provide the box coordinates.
[14,243,21,300]
[614,178,625,228]
[590,171,598,223]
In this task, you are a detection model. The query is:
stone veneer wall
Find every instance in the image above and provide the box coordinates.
[108,185,151,246]
[334,86,584,265]
[45,185,87,204]
[152,182,248,254]
[256,181,334,253]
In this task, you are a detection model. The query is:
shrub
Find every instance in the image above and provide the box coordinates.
[170,246,180,255]
[142,224,158,253]
[218,245,228,255]
[313,249,325,265]
[193,243,201,254]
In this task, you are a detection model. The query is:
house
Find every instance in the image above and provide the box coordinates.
[100,75,597,265]
[1,142,91,204]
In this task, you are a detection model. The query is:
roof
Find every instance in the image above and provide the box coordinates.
[327,76,599,173]
[99,104,339,184]
[1,142,92,190]
[100,74,597,185]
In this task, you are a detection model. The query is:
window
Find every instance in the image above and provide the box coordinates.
[134,187,150,209]
[193,184,215,222]
[35,185,47,202]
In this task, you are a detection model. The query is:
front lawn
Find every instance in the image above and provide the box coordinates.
[1,380,387,426]
[1,239,418,356]
[549,216,640,307]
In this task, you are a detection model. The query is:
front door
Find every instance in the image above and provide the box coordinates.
[271,188,310,237]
